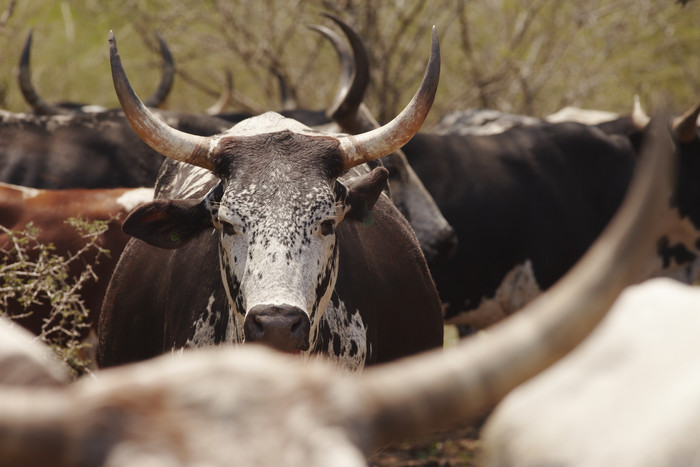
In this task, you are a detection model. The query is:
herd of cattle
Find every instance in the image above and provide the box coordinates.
[2,13,700,466]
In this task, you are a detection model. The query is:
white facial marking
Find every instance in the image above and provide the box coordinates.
[211,114,350,346]
[222,112,329,138]
[218,176,341,341]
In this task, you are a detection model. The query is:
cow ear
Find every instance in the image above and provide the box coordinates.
[345,166,389,225]
[123,198,213,249]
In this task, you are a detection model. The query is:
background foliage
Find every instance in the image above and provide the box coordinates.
[0,0,697,126]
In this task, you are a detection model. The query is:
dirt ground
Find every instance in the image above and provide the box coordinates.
[368,422,483,467]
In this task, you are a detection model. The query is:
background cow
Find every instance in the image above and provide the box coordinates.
[411,99,700,330]
[1,182,152,346]
[0,108,231,189]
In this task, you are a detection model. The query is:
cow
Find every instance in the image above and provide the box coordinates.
[481,277,700,467]
[1,182,153,340]
[0,108,231,189]
[18,29,175,115]
[398,96,700,331]
[2,32,231,190]
[401,122,640,329]
[97,27,444,371]
[0,116,674,467]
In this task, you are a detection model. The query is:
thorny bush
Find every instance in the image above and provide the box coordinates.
[0,218,111,377]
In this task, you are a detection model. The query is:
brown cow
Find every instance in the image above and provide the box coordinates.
[1,182,153,337]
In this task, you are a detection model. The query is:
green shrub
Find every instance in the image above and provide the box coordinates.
[0,217,111,377]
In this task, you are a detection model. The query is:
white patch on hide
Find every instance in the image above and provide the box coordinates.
[0,182,40,199]
[185,294,219,348]
[215,112,329,141]
[447,259,542,329]
[314,299,367,373]
[644,207,700,284]
[160,164,215,199]
[116,187,154,211]
[545,106,619,125]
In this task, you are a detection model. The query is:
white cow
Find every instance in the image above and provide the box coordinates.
[482,277,700,466]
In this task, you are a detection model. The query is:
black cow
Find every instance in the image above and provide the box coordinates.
[2,31,230,189]
[402,100,700,330]
[98,29,444,370]
[0,109,231,189]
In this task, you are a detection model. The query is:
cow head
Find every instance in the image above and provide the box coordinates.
[109,28,439,354]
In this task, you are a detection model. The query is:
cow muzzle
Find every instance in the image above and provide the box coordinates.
[424,226,459,266]
[244,305,311,353]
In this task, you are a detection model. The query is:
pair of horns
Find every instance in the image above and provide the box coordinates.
[109,26,439,171]
[20,30,174,115]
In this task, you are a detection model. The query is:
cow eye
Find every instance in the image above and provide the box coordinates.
[221,221,237,236]
[320,220,335,236]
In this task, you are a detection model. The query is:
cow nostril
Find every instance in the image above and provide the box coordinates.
[244,305,310,353]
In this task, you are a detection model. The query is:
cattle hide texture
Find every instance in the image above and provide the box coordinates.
[0,345,372,467]
[481,277,700,467]
[0,317,69,386]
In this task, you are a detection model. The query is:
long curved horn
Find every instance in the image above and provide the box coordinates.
[205,69,233,115]
[338,26,439,170]
[353,115,676,449]
[672,100,700,144]
[109,31,213,170]
[310,13,370,124]
[17,30,67,116]
[272,67,297,111]
[143,32,175,108]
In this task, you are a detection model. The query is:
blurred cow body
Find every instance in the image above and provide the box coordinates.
[0,317,69,386]
[482,277,700,467]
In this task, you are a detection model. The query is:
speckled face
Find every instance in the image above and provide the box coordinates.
[205,116,349,348]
